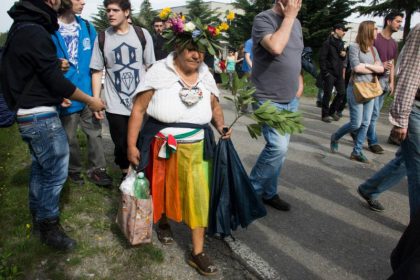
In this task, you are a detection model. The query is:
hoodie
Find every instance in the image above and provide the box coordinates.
[1,0,76,110]
[52,16,97,115]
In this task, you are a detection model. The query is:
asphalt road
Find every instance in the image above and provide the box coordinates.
[222,93,408,280]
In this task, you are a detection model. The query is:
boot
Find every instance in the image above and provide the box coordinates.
[30,210,40,237]
[39,217,77,251]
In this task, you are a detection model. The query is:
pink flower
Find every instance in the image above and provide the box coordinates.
[170,17,184,34]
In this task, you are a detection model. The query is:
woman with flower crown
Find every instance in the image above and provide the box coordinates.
[127,10,232,276]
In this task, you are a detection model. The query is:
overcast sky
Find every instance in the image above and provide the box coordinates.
[1,0,419,32]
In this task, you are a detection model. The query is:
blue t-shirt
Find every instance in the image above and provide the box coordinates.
[242,38,253,73]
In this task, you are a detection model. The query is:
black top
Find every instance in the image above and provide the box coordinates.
[152,33,169,61]
[0,0,76,110]
[319,35,346,79]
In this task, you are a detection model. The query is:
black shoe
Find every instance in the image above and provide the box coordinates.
[263,194,291,211]
[68,172,84,186]
[368,144,384,154]
[322,116,332,123]
[316,101,322,108]
[357,187,385,212]
[87,168,113,186]
[39,217,77,251]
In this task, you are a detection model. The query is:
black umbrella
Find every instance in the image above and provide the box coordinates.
[208,138,267,237]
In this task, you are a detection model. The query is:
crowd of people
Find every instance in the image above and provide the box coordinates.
[0,0,419,277]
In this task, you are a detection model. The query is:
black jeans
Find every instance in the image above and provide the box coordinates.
[321,74,346,117]
[106,112,130,170]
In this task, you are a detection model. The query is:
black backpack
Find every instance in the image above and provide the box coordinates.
[0,23,40,128]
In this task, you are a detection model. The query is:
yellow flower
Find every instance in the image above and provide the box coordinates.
[181,15,186,22]
[159,7,172,20]
[219,22,229,31]
[215,27,221,35]
[226,11,235,21]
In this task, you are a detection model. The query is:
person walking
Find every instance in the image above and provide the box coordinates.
[127,19,231,275]
[53,0,112,187]
[90,0,155,180]
[242,38,253,78]
[365,11,403,154]
[1,0,104,250]
[330,21,384,163]
[358,24,420,219]
[152,16,169,61]
[250,0,304,211]
[319,23,347,122]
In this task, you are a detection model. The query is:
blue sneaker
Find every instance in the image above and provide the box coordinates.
[330,134,338,153]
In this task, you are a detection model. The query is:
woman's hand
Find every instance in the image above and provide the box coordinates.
[218,126,232,139]
[128,146,141,166]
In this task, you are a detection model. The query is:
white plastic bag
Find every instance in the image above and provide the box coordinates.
[119,168,136,196]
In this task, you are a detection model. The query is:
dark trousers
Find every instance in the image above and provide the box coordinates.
[322,74,346,117]
[106,112,130,170]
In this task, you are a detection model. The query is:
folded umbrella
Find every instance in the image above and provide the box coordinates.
[208,138,266,237]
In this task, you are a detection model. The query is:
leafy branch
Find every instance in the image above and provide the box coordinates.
[221,73,304,139]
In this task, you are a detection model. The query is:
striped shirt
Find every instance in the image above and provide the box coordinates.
[389,24,420,128]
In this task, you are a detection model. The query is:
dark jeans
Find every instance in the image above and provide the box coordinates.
[106,112,130,170]
[322,74,345,117]
[18,113,69,221]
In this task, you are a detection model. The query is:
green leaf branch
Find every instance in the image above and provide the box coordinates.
[221,72,304,139]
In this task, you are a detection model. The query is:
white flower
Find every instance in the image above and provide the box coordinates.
[184,22,196,32]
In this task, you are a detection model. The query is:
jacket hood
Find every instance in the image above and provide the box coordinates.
[8,0,59,33]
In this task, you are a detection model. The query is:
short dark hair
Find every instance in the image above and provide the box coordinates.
[103,0,131,11]
[58,0,72,15]
[153,17,163,25]
[384,11,404,28]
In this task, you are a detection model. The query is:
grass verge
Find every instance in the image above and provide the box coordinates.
[0,125,163,279]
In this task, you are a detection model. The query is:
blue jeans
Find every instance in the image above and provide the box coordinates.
[332,84,375,155]
[359,148,406,199]
[250,97,299,200]
[366,93,386,146]
[18,114,69,221]
[401,104,420,220]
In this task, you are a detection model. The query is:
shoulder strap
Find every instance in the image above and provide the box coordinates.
[81,18,91,37]
[98,30,106,67]
[133,25,146,53]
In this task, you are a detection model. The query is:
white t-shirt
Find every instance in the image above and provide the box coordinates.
[58,20,80,67]
[135,52,219,125]
[90,26,155,115]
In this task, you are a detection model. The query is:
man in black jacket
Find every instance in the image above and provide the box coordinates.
[1,0,104,251]
[319,23,347,123]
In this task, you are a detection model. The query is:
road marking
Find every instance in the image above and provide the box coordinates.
[225,236,282,280]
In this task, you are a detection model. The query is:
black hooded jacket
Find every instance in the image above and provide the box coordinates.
[319,35,346,79]
[1,0,76,110]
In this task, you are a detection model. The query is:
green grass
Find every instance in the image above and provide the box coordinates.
[0,125,163,279]
[302,71,319,98]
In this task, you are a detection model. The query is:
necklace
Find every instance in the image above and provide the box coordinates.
[178,80,203,106]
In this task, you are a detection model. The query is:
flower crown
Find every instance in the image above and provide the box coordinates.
[159,7,235,56]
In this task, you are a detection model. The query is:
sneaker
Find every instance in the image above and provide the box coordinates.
[388,135,401,146]
[330,134,339,153]
[87,168,113,186]
[350,152,369,163]
[337,111,343,118]
[368,144,384,154]
[331,112,340,121]
[188,252,218,276]
[262,194,291,211]
[322,116,332,123]
[68,172,84,186]
[357,187,385,212]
